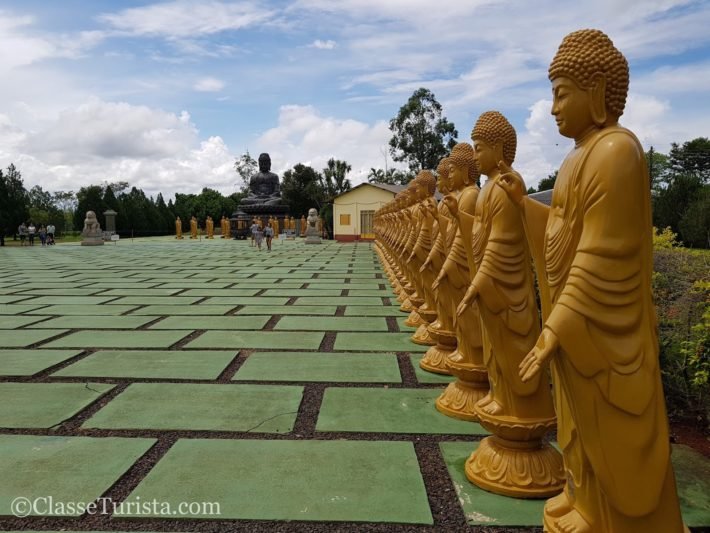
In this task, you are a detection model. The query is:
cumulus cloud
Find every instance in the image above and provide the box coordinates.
[255,104,394,184]
[194,77,226,92]
[308,39,336,49]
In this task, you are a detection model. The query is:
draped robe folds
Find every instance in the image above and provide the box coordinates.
[520,126,683,528]
[470,175,555,419]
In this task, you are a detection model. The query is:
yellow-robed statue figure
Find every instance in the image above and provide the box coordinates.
[498,29,686,533]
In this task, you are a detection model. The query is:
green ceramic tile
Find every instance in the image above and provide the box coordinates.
[179,288,261,297]
[54,350,236,379]
[334,332,427,352]
[125,439,432,523]
[0,383,114,428]
[24,296,118,305]
[275,316,388,331]
[317,388,486,435]
[0,435,155,516]
[200,296,289,305]
[0,349,83,376]
[0,304,47,314]
[344,306,405,316]
[99,288,183,296]
[186,330,324,349]
[27,315,160,329]
[0,295,34,304]
[148,316,269,330]
[236,305,337,315]
[84,383,302,432]
[43,330,191,349]
[128,305,235,315]
[26,304,139,315]
[294,297,383,306]
[107,296,201,305]
[234,352,401,382]
[0,315,50,328]
[0,329,68,348]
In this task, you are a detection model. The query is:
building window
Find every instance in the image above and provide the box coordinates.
[340,214,351,225]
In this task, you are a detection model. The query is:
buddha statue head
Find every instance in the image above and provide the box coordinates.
[471,111,516,177]
[415,170,436,200]
[436,157,451,195]
[258,153,272,173]
[548,29,629,139]
[449,142,480,187]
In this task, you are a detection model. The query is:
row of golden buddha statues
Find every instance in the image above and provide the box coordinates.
[374,29,686,533]
[174,215,312,240]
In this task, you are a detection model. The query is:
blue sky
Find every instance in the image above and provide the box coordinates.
[1,0,709,199]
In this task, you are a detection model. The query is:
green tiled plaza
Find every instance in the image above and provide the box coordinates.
[0,238,707,531]
[125,439,433,524]
[84,383,303,432]
[0,435,155,516]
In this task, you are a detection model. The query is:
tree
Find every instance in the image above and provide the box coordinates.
[234,151,258,193]
[52,190,77,233]
[536,170,557,192]
[388,88,458,173]
[646,147,670,191]
[321,158,352,198]
[367,167,411,185]
[75,185,105,230]
[281,164,324,217]
[0,164,29,240]
[668,137,710,183]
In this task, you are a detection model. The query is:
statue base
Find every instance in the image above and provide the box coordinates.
[465,410,564,499]
[405,309,425,328]
[399,298,413,313]
[411,323,435,345]
[435,356,488,421]
[419,325,456,374]
[81,236,104,246]
[305,235,322,244]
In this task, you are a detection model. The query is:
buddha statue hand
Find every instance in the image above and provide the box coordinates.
[442,195,459,218]
[420,257,432,272]
[496,160,526,207]
[432,271,446,291]
[456,284,479,318]
[519,327,559,382]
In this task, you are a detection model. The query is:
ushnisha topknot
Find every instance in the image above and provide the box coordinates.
[449,142,480,184]
[471,111,517,166]
[548,28,629,119]
[436,156,451,179]
[415,170,437,194]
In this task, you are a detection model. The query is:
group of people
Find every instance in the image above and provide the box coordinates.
[375,29,686,533]
[250,218,274,251]
[17,222,55,246]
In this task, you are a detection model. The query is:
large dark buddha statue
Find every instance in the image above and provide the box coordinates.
[242,153,283,207]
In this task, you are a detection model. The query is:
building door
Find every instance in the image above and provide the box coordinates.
[360,210,375,239]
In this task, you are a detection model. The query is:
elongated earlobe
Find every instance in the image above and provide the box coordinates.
[590,73,607,126]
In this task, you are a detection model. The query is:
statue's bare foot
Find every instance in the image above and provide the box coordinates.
[476,393,493,408]
[544,491,571,518]
[555,509,591,533]
[479,399,503,416]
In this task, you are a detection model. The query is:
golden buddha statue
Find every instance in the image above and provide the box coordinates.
[220,216,228,238]
[459,111,563,498]
[498,29,686,533]
[175,216,183,239]
[271,216,279,239]
[206,216,214,239]
[419,158,455,372]
[189,216,198,239]
[300,215,307,237]
[432,142,488,420]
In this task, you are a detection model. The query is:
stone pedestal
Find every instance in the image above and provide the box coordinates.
[81,236,104,246]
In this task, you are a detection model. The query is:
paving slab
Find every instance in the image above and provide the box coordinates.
[233,352,401,382]
[0,315,51,329]
[0,435,155,516]
[155,281,232,289]
[0,304,48,315]
[294,296,384,306]
[17,288,104,296]
[125,439,433,524]
[54,350,236,380]
[0,382,114,428]
[99,288,183,296]
[0,349,83,376]
[186,330,324,350]
[84,383,302,432]
[344,305,405,316]
[43,330,191,349]
[275,316,389,332]
[177,288,261,297]
[23,296,119,305]
[26,304,140,316]
[200,296,289,306]
[317,388,486,435]
[128,305,235,315]
[107,296,202,306]
[148,316,269,330]
[27,315,160,330]
[261,288,344,297]
[411,354,456,384]
[0,295,34,304]
[334,332,427,352]
[0,329,68,348]
[235,305,337,316]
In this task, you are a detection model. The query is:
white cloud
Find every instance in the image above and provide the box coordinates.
[194,77,226,92]
[99,0,274,38]
[255,104,395,184]
[308,39,336,50]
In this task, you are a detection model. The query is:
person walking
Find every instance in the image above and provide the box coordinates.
[46,223,55,245]
[27,223,36,246]
[255,224,264,251]
[250,221,258,247]
[38,225,47,246]
[264,223,274,251]
[18,223,27,246]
